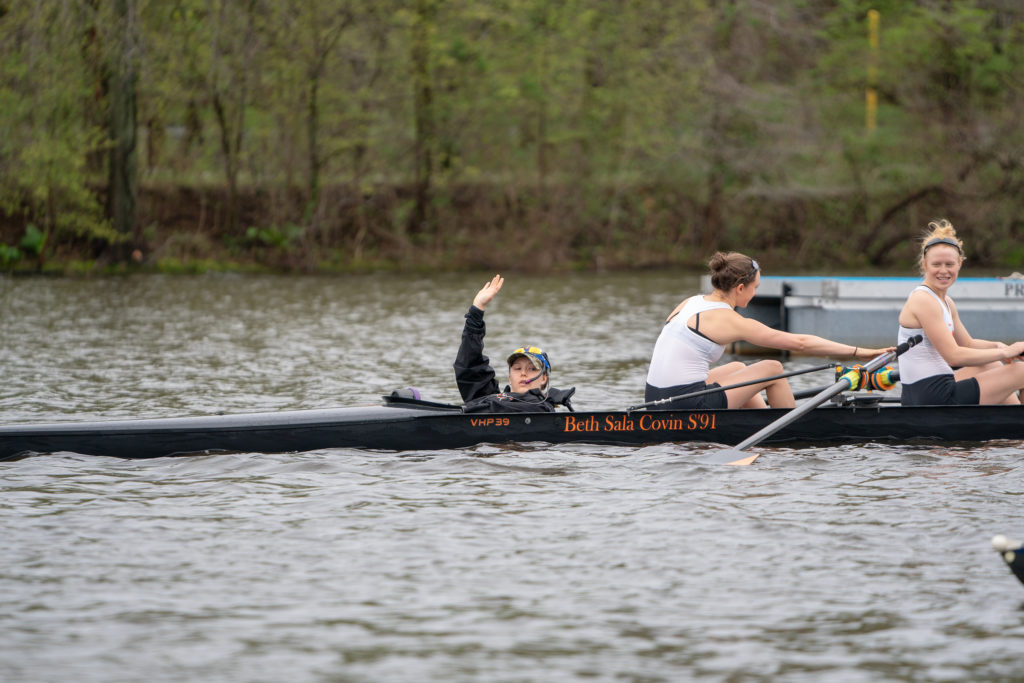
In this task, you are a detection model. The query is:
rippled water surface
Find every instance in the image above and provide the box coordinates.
[3,273,1024,682]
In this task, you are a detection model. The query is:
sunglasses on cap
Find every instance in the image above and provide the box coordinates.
[508,345,551,373]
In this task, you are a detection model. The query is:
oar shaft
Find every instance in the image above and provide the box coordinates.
[732,382,849,452]
[731,342,912,453]
[628,362,836,411]
[793,385,829,400]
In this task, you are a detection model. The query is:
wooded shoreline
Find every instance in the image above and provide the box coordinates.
[2,2,1022,275]
[2,179,1018,275]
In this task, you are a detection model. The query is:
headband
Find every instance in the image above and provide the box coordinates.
[923,236,962,254]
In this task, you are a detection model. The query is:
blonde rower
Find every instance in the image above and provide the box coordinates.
[897,220,1024,405]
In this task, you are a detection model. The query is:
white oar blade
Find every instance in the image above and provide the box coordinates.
[696,448,759,466]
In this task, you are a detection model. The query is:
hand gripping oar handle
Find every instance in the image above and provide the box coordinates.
[698,335,922,466]
[792,366,901,399]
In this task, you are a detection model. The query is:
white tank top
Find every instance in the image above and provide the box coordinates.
[646,295,731,387]
[898,285,954,384]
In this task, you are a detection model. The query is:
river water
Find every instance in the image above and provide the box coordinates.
[2,272,1023,682]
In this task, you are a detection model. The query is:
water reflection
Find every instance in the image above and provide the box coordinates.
[3,272,693,419]
[2,273,1024,681]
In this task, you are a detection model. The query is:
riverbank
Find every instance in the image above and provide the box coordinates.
[2,181,1020,276]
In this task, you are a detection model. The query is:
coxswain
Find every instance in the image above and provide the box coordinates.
[454,274,575,413]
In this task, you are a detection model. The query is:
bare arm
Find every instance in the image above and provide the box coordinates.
[697,308,892,358]
[907,291,1024,365]
[948,299,1006,350]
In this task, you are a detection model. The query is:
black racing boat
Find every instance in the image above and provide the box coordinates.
[2,393,1023,459]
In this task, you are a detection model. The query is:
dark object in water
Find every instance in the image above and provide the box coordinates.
[992,535,1024,586]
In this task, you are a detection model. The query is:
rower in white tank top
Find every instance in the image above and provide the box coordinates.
[646,295,732,388]
[897,285,954,384]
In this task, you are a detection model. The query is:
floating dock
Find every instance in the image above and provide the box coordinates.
[698,275,1024,354]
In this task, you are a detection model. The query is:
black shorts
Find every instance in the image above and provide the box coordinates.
[900,374,980,406]
[645,381,728,410]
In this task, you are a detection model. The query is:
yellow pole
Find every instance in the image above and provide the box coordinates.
[866,9,880,133]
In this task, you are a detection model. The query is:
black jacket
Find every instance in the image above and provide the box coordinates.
[453,305,575,413]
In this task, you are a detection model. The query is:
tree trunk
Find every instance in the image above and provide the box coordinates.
[212,93,240,235]
[409,0,435,236]
[108,0,138,257]
[701,103,725,253]
[306,74,321,222]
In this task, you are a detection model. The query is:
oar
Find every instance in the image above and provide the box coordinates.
[793,384,832,400]
[627,363,837,412]
[697,335,921,466]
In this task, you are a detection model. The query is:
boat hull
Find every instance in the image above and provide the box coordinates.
[2,402,1022,459]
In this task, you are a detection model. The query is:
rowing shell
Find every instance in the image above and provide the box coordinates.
[3,395,1023,459]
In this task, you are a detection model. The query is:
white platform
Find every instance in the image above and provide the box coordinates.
[698,275,1024,353]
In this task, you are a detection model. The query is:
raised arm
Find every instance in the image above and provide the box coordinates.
[473,274,504,310]
[455,275,504,402]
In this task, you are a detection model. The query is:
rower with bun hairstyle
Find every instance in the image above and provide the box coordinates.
[897,219,1024,405]
[454,274,576,413]
[645,252,892,409]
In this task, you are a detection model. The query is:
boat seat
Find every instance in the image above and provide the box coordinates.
[828,393,895,407]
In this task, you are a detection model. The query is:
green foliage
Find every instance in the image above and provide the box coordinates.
[0,243,20,266]
[154,257,253,275]
[20,224,46,256]
[0,0,118,246]
[998,241,1024,269]
[0,0,1022,271]
[0,224,48,267]
[244,224,305,251]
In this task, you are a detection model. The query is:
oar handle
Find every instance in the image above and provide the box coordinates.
[863,335,920,373]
